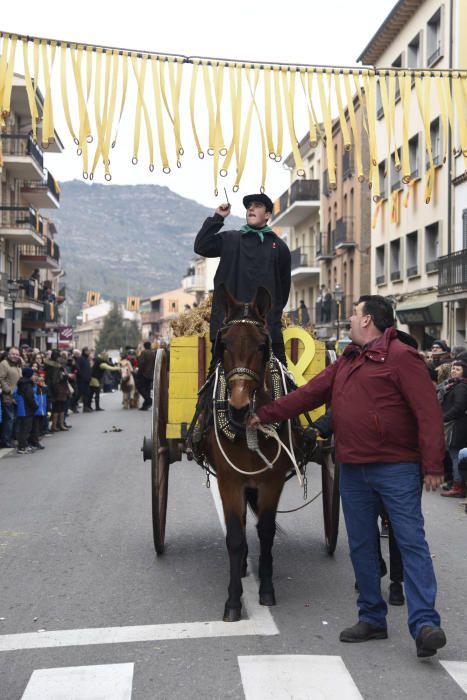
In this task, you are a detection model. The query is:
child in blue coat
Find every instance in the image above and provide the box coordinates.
[13,368,38,454]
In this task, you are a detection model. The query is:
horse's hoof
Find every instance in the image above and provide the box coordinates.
[223,606,242,622]
[259,591,276,606]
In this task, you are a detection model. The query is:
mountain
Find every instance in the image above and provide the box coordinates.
[52,180,243,308]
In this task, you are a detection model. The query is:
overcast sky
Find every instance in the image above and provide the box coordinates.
[4,0,396,214]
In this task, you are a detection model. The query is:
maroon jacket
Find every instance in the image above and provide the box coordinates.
[257,327,444,475]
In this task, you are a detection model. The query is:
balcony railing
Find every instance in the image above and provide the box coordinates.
[376,274,386,286]
[22,170,60,203]
[391,270,402,281]
[290,246,316,269]
[335,217,356,247]
[286,306,316,326]
[0,206,44,236]
[19,237,60,263]
[407,265,419,277]
[273,179,320,222]
[0,134,44,169]
[315,294,352,324]
[438,249,467,294]
[141,310,162,324]
[316,232,335,259]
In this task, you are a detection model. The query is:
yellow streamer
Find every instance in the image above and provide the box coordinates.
[317,69,336,187]
[69,44,91,176]
[434,75,449,162]
[372,199,383,229]
[60,43,78,145]
[1,35,17,124]
[41,39,56,145]
[264,66,275,157]
[202,61,216,154]
[343,71,363,182]
[234,65,259,191]
[112,50,128,149]
[281,67,305,176]
[245,65,267,193]
[151,56,170,171]
[398,72,412,184]
[189,61,203,158]
[131,53,154,170]
[273,66,283,160]
[334,72,351,151]
[22,39,39,141]
[220,64,242,180]
[414,73,434,203]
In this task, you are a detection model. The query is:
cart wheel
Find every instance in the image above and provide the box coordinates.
[321,440,340,555]
[151,349,170,555]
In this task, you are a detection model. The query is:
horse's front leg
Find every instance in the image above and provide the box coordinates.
[257,483,283,607]
[218,480,247,622]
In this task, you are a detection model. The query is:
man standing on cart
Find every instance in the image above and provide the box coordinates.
[194,193,291,365]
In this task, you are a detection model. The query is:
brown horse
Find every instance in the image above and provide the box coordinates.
[201,284,296,622]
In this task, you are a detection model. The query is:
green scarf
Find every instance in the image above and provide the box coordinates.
[240,224,273,243]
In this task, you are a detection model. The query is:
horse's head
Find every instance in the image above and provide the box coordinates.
[215,284,272,425]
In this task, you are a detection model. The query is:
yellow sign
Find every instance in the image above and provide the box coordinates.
[86,290,100,306]
[127,296,140,311]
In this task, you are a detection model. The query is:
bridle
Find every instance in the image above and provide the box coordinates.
[219,316,270,386]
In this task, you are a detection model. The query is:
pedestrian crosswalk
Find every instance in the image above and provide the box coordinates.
[18,658,467,699]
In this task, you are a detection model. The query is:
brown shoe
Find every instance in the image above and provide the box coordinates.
[339,621,388,643]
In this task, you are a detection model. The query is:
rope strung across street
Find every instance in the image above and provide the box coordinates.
[0,30,466,201]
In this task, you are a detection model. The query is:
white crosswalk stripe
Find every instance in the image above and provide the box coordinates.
[238,655,363,700]
[440,661,467,694]
[21,663,134,700]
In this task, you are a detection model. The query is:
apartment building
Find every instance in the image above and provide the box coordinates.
[318,103,372,337]
[140,288,196,341]
[358,0,467,349]
[270,135,322,325]
[182,255,218,305]
[74,300,140,350]
[0,73,64,350]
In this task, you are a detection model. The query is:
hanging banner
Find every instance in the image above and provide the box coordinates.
[0,30,466,198]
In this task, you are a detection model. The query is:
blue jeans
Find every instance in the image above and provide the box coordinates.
[448,447,464,480]
[340,462,440,639]
[1,400,16,445]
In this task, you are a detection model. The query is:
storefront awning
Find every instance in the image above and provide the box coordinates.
[396,300,443,326]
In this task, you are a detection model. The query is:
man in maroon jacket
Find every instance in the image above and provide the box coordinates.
[249,295,446,659]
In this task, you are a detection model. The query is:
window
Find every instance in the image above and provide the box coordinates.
[376,245,386,285]
[408,32,422,69]
[376,81,384,120]
[392,54,403,101]
[425,222,440,272]
[406,231,419,277]
[409,133,420,178]
[151,299,161,312]
[378,160,387,199]
[428,118,442,166]
[390,153,401,191]
[463,210,467,250]
[342,149,353,178]
[390,239,401,281]
[427,7,444,66]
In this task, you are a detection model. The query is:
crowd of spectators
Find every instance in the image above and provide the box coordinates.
[421,340,467,499]
[0,342,157,455]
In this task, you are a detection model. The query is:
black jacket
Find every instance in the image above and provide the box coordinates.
[16,377,38,416]
[194,214,291,343]
[441,379,467,449]
[77,354,92,382]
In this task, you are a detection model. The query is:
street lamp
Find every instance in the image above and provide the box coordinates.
[7,280,20,348]
[334,283,344,341]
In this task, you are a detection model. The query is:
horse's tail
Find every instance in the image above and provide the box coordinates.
[245,487,286,535]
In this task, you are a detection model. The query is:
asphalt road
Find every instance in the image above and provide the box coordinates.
[0,392,466,699]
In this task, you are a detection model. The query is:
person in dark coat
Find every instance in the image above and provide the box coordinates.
[249,294,446,659]
[298,300,310,327]
[76,347,92,412]
[14,367,38,454]
[440,359,467,497]
[45,350,71,432]
[136,342,156,410]
[194,193,291,365]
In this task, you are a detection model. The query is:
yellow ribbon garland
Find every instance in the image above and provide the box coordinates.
[2,30,466,198]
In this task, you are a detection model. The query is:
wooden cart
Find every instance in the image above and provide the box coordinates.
[142,328,340,556]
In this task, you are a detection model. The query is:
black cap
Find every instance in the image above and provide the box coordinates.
[243,193,274,213]
[432,340,450,353]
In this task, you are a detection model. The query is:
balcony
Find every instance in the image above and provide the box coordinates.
[315,294,352,326]
[335,218,356,249]
[140,310,162,324]
[316,232,334,260]
[0,134,44,180]
[19,237,60,270]
[21,170,60,209]
[16,281,44,313]
[0,206,45,245]
[182,273,204,293]
[271,179,320,227]
[22,302,59,330]
[438,249,467,295]
[290,246,319,283]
